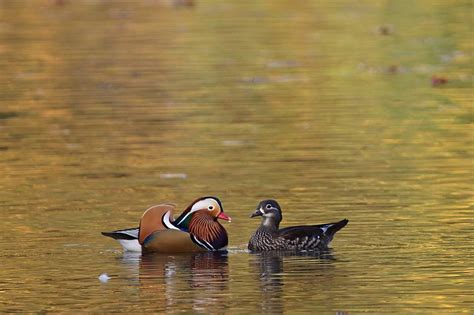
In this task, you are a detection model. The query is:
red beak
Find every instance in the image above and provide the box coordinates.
[217,212,232,222]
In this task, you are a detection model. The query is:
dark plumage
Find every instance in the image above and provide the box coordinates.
[188,211,228,250]
[248,199,348,251]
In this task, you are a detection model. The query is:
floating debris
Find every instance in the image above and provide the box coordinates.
[377,24,394,35]
[431,75,448,87]
[0,112,18,120]
[239,75,306,84]
[54,0,66,6]
[357,63,408,75]
[239,76,268,84]
[160,173,187,179]
[222,140,245,146]
[266,60,301,68]
[98,273,111,283]
[386,65,409,74]
[386,65,399,74]
[173,0,195,7]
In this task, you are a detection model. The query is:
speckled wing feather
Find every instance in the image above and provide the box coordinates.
[279,225,325,239]
[277,225,325,250]
[280,220,348,241]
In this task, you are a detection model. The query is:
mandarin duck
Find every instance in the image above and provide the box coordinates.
[248,199,348,251]
[102,196,231,253]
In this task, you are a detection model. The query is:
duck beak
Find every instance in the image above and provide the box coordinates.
[217,212,232,222]
[250,208,263,218]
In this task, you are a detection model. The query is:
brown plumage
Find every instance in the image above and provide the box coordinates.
[189,210,228,250]
[102,196,231,253]
[138,204,176,244]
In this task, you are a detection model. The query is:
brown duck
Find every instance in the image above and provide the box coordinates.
[248,199,348,251]
[102,196,231,253]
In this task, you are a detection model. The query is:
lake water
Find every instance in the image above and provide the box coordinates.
[0,0,472,313]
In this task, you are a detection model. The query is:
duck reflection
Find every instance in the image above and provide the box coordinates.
[120,251,229,312]
[250,250,335,313]
[251,252,285,314]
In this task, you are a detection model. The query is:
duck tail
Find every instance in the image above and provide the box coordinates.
[325,219,349,241]
[101,229,138,240]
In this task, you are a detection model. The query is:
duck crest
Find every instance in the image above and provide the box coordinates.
[173,196,221,230]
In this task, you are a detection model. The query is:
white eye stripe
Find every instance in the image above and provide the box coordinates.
[176,198,219,225]
[191,198,219,212]
[262,206,278,212]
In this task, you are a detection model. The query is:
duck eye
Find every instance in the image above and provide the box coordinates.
[266,204,272,209]
[208,205,214,211]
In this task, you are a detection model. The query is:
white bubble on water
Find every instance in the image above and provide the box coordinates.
[98,273,111,283]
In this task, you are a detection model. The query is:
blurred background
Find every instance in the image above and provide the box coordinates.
[0,0,472,313]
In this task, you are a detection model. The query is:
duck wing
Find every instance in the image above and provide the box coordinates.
[278,225,325,239]
[138,203,179,244]
[279,219,349,242]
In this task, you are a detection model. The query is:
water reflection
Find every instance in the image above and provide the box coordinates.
[0,0,471,312]
[119,252,229,312]
[249,251,336,313]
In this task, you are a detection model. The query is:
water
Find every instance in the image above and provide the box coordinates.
[0,0,472,313]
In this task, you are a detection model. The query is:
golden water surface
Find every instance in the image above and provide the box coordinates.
[0,0,472,313]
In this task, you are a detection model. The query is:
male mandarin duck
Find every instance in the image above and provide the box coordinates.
[248,199,348,251]
[102,196,231,253]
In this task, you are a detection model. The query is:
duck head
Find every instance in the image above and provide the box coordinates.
[175,196,231,229]
[250,199,282,229]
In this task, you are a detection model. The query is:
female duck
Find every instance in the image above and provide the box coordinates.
[248,199,348,251]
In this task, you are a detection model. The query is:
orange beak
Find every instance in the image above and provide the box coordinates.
[217,212,232,222]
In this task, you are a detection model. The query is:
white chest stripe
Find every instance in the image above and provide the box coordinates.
[191,235,212,250]
[203,240,215,250]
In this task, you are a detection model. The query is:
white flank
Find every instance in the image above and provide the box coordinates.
[118,239,142,252]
